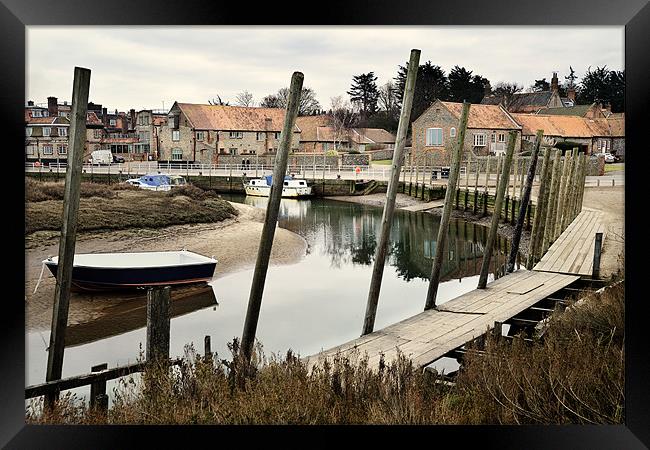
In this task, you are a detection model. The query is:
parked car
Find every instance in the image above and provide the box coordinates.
[113,155,125,163]
[89,149,113,165]
[603,153,616,163]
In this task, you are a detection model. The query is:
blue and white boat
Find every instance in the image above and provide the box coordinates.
[125,174,186,191]
[244,175,312,198]
[42,250,217,291]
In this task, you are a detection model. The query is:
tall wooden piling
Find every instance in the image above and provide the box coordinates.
[577,153,587,214]
[362,50,420,335]
[553,149,571,239]
[473,159,480,214]
[528,146,552,268]
[146,286,171,361]
[542,149,562,252]
[241,71,304,359]
[484,155,491,194]
[424,102,471,310]
[592,232,603,279]
[477,131,516,289]
[560,149,578,230]
[506,130,543,273]
[45,67,91,408]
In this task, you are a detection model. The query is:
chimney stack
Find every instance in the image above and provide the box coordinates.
[551,72,559,93]
[130,109,136,128]
[27,100,34,107]
[102,107,108,126]
[47,96,58,117]
[567,87,576,102]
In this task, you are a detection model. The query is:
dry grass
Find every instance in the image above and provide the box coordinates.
[26,282,624,425]
[25,180,237,235]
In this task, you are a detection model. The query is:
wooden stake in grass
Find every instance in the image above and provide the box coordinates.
[424,102,471,310]
[478,131,516,289]
[362,49,420,335]
[45,67,91,408]
[241,71,304,361]
[506,130,543,273]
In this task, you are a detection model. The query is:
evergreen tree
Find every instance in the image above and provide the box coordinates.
[577,66,624,112]
[394,61,448,121]
[531,78,550,92]
[447,66,491,103]
[347,72,380,120]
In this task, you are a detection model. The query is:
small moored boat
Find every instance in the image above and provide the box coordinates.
[244,175,312,198]
[42,250,217,291]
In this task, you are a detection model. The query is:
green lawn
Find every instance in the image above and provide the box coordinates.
[371,159,392,165]
[605,163,624,173]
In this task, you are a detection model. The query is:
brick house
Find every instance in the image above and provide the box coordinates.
[296,115,396,153]
[159,102,301,164]
[412,100,522,163]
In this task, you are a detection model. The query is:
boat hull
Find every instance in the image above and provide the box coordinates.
[244,185,312,198]
[44,261,217,291]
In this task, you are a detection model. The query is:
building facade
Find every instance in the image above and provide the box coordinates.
[412,100,522,164]
[159,102,301,164]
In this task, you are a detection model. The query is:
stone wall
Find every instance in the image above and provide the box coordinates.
[367,148,394,161]
[341,153,371,166]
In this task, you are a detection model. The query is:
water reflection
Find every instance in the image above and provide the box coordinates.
[224,194,510,283]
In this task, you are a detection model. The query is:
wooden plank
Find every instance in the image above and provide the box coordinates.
[561,213,603,274]
[506,281,545,295]
[535,210,592,272]
[557,211,601,273]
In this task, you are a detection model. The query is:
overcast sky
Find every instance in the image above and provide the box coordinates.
[27,26,623,112]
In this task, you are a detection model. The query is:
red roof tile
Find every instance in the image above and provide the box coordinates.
[176,103,300,132]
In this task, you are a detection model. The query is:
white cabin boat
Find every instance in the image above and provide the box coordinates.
[244,175,312,198]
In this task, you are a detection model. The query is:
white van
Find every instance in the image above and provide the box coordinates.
[89,150,113,165]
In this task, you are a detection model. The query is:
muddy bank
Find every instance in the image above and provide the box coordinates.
[25,202,307,332]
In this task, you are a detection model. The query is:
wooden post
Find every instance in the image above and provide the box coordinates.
[90,363,108,413]
[543,149,562,252]
[45,67,91,408]
[575,153,587,217]
[592,232,603,279]
[568,152,584,221]
[424,102,471,310]
[560,149,578,230]
[362,50,420,334]
[527,146,552,268]
[473,159,480,214]
[512,151,519,200]
[484,155,491,194]
[577,153,587,214]
[553,150,571,239]
[504,195,509,222]
[506,130,543,273]
[477,131,516,289]
[146,286,171,361]
[495,154,502,199]
[204,335,212,362]
[241,71,304,358]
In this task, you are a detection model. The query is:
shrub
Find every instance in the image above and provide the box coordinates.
[166,185,218,201]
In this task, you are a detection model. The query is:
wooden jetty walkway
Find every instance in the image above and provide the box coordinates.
[304,206,605,371]
[533,209,606,276]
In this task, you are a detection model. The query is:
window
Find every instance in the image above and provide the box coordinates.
[32,110,42,118]
[497,133,505,143]
[58,145,67,155]
[171,149,183,160]
[474,133,487,147]
[172,130,180,141]
[274,132,281,140]
[43,127,51,137]
[598,139,610,152]
[450,127,456,138]
[58,127,67,137]
[219,148,226,154]
[43,145,53,155]
[256,132,265,141]
[229,148,238,155]
[93,129,102,139]
[26,127,32,137]
[425,128,443,146]
[196,131,204,141]
[229,131,243,139]
[491,133,496,143]
[138,131,150,143]
[26,145,37,155]
[138,115,150,126]
[109,119,116,126]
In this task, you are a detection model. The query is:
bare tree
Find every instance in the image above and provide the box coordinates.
[273,86,321,115]
[492,82,523,107]
[378,81,399,116]
[208,95,229,106]
[329,96,354,151]
[234,90,255,107]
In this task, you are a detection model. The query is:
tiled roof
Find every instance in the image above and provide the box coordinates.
[480,95,505,105]
[295,115,333,141]
[440,101,520,130]
[354,128,396,144]
[540,104,594,117]
[512,114,625,138]
[507,92,552,113]
[86,112,103,126]
[152,116,168,126]
[176,103,300,132]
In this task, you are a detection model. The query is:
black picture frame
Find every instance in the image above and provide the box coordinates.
[3,0,648,447]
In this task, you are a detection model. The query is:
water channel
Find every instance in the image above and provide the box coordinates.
[27,195,514,399]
